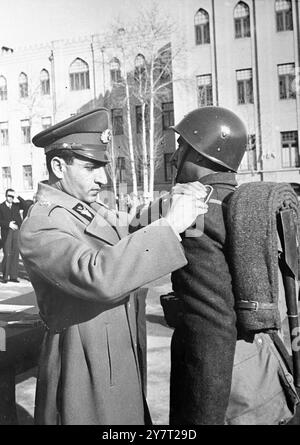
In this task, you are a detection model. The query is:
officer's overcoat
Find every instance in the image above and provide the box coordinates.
[19,182,186,425]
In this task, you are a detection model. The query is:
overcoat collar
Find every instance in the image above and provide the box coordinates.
[199,172,238,187]
[36,181,120,245]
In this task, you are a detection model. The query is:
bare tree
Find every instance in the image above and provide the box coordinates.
[106,2,186,201]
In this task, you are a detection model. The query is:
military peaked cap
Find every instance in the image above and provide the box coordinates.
[32,108,112,164]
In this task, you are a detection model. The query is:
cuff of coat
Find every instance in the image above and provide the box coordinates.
[150,218,181,241]
[143,218,187,273]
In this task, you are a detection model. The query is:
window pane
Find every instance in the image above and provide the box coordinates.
[286,9,293,30]
[112,109,123,135]
[42,116,52,129]
[238,81,245,104]
[195,9,209,25]
[162,102,174,130]
[243,16,251,37]
[195,25,202,44]
[164,153,174,182]
[281,131,299,167]
[234,2,250,18]
[69,58,90,90]
[246,79,253,103]
[136,106,142,133]
[235,19,242,38]
[21,120,31,143]
[2,167,11,191]
[23,165,33,190]
[279,76,287,99]
[276,12,284,31]
[204,23,210,43]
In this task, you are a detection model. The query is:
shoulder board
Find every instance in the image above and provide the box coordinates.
[29,201,62,217]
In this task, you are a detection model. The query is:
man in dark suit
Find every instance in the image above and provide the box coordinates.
[0,189,23,283]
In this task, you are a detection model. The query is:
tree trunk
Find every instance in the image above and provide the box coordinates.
[141,102,149,198]
[110,137,118,209]
[125,80,138,198]
[148,62,155,201]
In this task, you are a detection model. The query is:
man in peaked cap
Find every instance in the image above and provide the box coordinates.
[19,107,209,425]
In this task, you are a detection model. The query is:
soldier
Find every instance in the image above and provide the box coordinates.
[19,107,208,425]
[169,106,248,425]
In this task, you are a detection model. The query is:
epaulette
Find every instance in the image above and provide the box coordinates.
[29,201,62,218]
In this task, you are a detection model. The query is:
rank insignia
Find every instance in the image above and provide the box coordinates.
[73,203,94,222]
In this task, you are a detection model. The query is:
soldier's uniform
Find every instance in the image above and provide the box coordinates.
[168,107,248,425]
[170,172,237,424]
[19,108,187,425]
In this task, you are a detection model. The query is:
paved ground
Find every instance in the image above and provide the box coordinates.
[1,256,299,425]
[0,260,174,425]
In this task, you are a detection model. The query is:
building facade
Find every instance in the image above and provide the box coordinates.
[0,35,175,201]
[0,0,300,203]
[171,0,300,184]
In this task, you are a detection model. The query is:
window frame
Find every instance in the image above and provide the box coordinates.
[281,130,299,168]
[278,64,296,100]
[164,153,175,182]
[40,69,50,95]
[162,102,174,131]
[69,58,90,91]
[110,58,122,84]
[236,69,253,104]
[2,166,12,191]
[0,76,7,101]
[19,72,28,98]
[21,119,31,144]
[194,9,210,45]
[234,2,251,39]
[23,164,33,190]
[275,0,293,32]
[197,74,213,107]
[111,108,124,136]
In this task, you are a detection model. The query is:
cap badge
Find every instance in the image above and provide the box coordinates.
[100,129,112,144]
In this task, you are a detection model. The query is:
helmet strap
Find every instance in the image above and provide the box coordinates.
[174,145,190,184]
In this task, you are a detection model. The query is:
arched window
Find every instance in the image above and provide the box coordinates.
[69,58,90,91]
[134,54,146,82]
[40,69,50,95]
[234,2,251,38]
[194,9,210,45]
[275,0,293,31]
[110,57,122,83]
[19,72,28,98]
[0,75,7,100]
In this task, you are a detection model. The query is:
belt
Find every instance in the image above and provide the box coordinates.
[236,300,278,312]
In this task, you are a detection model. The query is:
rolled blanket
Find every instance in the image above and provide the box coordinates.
[227,182,299,333]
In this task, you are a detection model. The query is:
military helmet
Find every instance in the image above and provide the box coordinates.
[171,106,248,172]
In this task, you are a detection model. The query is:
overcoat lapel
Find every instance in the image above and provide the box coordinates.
[36,183,120,246]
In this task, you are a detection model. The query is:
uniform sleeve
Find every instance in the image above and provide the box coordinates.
[19,212,187,305]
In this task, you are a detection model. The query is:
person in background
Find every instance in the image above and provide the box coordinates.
[0,189,25,283]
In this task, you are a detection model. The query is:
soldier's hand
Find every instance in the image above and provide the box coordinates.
[165,182,208,234]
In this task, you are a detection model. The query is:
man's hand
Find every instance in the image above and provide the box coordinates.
[164,182,208,234]
[9,221,18,231]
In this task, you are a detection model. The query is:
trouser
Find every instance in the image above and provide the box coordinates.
[170,316,237,425]
[2,230,19,280]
